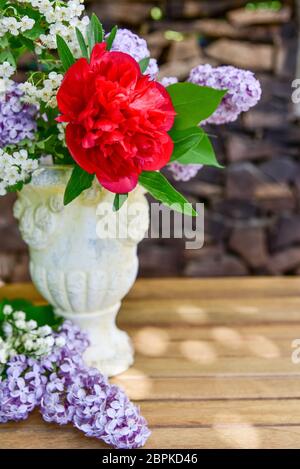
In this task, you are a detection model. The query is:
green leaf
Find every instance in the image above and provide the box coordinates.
[170,127,205,162]
[0,299,63,330]
[113,194,128,212]
[139,171,197,217]
[64,165,95,206]
[139,57,150,73]
[87,14,104,54]
[176,131,222,168]
[0,35,9,49]
[56,35,75,72]
[53,145,74,165]
[36,134,57,152]
[6,180,25,193]
[106,25,118,50]
[86,23,94,55]
[91,13,104,44]
[0,49,16,67]
[76,27,89,59]
[20,35,36,52]
[167,82,227,130]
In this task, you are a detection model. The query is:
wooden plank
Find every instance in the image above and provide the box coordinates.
[123,356,299,377]
[146,427,300,449]
[125,278,300,301]
[3,282,300,326]
[0,413,107,449]
[2,412,300,449]
[112,376,300,401]
[0,284,44,304]
[126,324,300,341]
[130,331,296,359]
[119,297,300,326]
[131,340,290,360]
[2,278,300,303]
[141,400,300,427]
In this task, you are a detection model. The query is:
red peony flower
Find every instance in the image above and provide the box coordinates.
[57,43,175,193]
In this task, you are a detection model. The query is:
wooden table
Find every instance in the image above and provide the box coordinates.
[1,278,300,449]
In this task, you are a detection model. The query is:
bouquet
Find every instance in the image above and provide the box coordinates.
[0,0,261,214]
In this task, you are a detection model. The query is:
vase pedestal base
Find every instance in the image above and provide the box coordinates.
[55,302,134,377]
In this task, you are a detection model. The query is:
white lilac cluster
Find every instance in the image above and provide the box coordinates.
[0,0,89,56]
[57,122,66,142]
[0,148,38,195]
[110,28,159,80]
[21,0,89,55]
[0,62,16,94]
[19,71,64,108]
[0,15,35,38]
[0,305,65,374]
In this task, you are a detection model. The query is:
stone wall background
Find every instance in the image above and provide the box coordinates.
[0,0,299,282]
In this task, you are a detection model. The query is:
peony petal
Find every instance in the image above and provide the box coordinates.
[65,124,96,174]
[91,45,141,89]
[152,82,176,130]
[138,134,174,171]
[57,58,92,122]
[90,42,108,69]
[131,79,176,131]
[97,172,138,194]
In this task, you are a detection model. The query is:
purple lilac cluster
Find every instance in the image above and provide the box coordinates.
[160,76,178,87]
[188,64,262,125]
[0,83,37,148]
[110,28,159,80]
[168,65,261,181]
[168,162,203,182]
[0,321,150,449]
[0,356,46,423]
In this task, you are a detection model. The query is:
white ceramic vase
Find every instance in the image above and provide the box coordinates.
[14,167,149,376]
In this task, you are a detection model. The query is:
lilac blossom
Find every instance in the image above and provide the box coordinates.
[168,162,203,182]
[146,58,159,80]
[70,369,150,449]
[0,356,46,423]
[0,83,37,148]
[0,312,150,449]
[188,64,261,125]
[110,28,149,62]
[160,76,178,87]
[40,336,151,449]
[41,374,75,425]
[101,384,150,449]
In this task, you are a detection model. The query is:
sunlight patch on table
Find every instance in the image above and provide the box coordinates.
[112,368,153,400]
[133,327,169,357]
[176,305,208,323]
[180,340,217,364]
[244,335,281,359]
[213,413,260,449]
[235,305,259,314]
[211,327,244,350]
